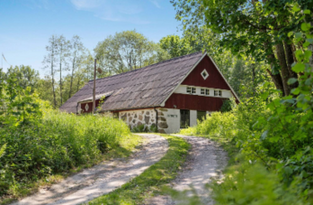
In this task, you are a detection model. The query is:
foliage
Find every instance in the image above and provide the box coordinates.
[0,71,137,200]
[159,35,194,58]
[94,30,170,75]
[220,99,234,113]
[88,135,190,205]
[131,124,148,133]
[4,65,39,93]
[171,0,313,96]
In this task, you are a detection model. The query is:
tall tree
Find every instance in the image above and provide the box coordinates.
[56,35,70,105]
[68,35,85,98]
[171,0,313,96]
[5,65,39,93]
[159,35,193,58]
[94,30,168,74]
[43,35,58,107]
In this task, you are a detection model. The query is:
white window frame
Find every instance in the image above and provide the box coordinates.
[201,69,209,80]
[187,87,192,93]
[192,87,196,94]
[205,89,210,96]
[201,88,205,95]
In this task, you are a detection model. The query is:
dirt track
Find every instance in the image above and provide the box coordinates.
[146,135,227,205]
[11,134,168,205]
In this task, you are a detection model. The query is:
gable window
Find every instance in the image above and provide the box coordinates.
[205,89,210,96]
[192,87,196,94]
[187,86,196,94]
[187,87,192,93]
[201,88,205,95]
[214,90,222,96]
[201,69,209,80]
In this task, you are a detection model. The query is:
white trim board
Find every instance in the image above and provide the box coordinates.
[160,52,207,106]
[160,52,240,106]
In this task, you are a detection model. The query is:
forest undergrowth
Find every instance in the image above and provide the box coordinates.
[0,72,141,204]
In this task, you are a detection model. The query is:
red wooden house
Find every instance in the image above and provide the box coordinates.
[60,52,239,133]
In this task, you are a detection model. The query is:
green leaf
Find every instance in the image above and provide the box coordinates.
[261,92,269,100]
[301,23,311,32]
[292,63,305,73]
[304,9,311,14]
[292,4,301,12]
[295,32,303,40]
[307,39,313,44]
[287,31,293,37]
[304,50,312,61]
[287,78,298,85]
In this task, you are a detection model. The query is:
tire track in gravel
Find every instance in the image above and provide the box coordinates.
[11,134,168,205]
[146,135,228,205]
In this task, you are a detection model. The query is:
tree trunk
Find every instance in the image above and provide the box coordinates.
[283,41,298,89]
[276,43,292,96]
[60,59,62,105]
[264,43,285,96]
[69,57,75,98]
[309,44,313,71]
[252,63,256,95]
[51,40,57,108]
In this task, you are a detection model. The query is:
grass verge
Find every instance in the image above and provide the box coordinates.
[88,134,190,205]
[0,134,142,205]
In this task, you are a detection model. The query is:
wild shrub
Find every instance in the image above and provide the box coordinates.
[0,72,132,197]
[179,10,313,202]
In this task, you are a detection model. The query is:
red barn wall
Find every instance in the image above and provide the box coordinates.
[182,55,230,89]
[164,55,238,111]
[164,94,228,111]
[81,100,101,113]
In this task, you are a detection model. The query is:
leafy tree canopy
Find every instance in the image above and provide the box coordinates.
[94,30,169,74]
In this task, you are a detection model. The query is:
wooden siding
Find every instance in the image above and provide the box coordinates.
[182,55,230,89]
[81,100,101,113]
[164,93,228,111]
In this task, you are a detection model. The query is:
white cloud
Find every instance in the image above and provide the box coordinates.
[25,0,50,10]
[149,0,161,8]
[70,0,101,10]
[70,0,149,24]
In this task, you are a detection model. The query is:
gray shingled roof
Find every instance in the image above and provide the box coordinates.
[60,51,204,113]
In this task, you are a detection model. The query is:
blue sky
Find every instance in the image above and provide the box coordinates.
[0,0,181,76]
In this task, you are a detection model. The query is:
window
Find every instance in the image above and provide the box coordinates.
[187,87,192,93]
[205,89,210,96]
[113,112,119,119]
[197,111,206,121]
[201,88,205,95]
[180,110,190,128]
[187,86,196,94]
[214,90,222,96]
[214,90,218,96]
[201,69,209,80]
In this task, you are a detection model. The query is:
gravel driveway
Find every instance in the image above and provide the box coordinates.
[146,135,228,205]
[11,134,168,205]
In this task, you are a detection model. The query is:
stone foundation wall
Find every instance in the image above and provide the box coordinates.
[119,109,156,131]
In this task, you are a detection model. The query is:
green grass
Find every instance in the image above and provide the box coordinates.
[88,134,190,205]
[0,110,142,204]
[180,126,238,165]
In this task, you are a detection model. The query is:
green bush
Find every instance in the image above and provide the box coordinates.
[0,71,132,197]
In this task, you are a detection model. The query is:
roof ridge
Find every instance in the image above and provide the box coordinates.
[88,51,203,83]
